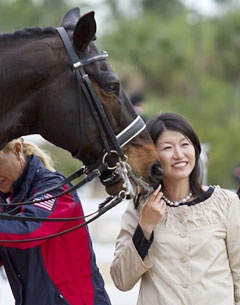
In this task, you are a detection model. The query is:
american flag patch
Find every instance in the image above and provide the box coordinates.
[33,193,55,211]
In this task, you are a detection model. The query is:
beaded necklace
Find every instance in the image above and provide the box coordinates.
[162,191,192,207]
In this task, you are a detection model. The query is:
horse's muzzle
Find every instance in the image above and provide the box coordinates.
[100,159,163,203]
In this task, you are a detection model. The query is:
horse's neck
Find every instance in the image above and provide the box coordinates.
[1,42,51,84]
[0,41,48,144]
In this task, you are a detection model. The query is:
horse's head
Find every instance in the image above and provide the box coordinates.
[0,7,163,200]
[57,8,163,199]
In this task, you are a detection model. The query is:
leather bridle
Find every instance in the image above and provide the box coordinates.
[56,26,151,199]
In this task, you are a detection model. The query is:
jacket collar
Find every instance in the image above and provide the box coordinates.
[0,155,43,203]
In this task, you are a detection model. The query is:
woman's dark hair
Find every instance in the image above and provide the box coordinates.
[146,112,204,197]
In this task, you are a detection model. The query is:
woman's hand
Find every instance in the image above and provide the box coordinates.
[139,185,166,239]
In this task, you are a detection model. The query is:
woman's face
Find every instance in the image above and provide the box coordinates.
[0,147,24,193]
[156,130,195,182]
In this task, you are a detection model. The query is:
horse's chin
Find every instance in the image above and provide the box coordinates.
[104,182,131,198]
[105,178,154,207]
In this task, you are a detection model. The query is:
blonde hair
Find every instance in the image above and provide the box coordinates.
[1,138,55,172]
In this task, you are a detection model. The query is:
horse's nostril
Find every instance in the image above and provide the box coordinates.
[149,161,163,189]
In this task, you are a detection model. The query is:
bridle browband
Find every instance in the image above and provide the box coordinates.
[0,27,152,242]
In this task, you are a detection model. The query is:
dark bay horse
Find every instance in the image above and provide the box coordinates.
[0,7,162,199]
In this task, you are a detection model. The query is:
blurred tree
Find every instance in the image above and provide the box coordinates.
[100,13,196,96]
[40,143,82,178]
[139,0,185,17]
[211,10,240,82]
[214,0,239,6]
[0,0,73,31]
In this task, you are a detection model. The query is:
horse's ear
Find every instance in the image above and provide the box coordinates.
[73,11,96,51]
[60,7,80,29]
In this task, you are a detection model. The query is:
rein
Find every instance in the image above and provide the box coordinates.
[0,196,123,243]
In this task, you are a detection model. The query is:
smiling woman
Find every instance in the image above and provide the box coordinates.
[110,112,240,305]
[155,129,196,187]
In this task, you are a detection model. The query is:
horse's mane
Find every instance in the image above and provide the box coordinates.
[0,27,57,44]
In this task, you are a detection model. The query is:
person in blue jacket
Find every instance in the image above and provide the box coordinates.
[0,137,112,305]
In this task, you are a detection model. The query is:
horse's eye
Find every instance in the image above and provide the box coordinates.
[105,82,119,94]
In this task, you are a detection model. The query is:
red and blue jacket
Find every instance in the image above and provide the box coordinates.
[0,155,112,305]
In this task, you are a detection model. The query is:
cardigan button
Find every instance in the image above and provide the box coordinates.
[180,232,187,238]
[180,256,187,263]
[182,282,189,288]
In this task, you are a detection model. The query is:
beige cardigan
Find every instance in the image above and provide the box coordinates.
[110,186,240,305]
